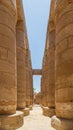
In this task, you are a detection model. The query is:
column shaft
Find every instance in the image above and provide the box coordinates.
[0,0,17,114]
[16,21,26,109]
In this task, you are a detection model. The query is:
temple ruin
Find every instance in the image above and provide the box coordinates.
[0,0,73,130]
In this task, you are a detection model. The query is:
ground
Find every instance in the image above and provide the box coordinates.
[17,105,55,130]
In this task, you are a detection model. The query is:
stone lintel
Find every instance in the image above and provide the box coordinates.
[32,69,42,75]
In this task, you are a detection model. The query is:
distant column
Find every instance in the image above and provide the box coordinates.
[41,55,48,107]
[47,21,55,117]
[41,77,43,105]
[30,70,33,105]
[25,49,33,108]
[51,0,73,129]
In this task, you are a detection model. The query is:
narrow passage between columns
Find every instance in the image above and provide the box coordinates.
[17,105,55,130]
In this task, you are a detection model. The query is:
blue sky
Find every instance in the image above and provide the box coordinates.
[22,0,51,92]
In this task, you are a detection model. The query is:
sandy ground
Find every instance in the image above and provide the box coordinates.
[17,105,56,130]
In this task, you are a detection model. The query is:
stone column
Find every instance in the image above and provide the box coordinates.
[16,0,30,116]
[41,76,45,107]
[41,70,46,106]
[0,0,17,115]
[16,21,26,109]
[29,69,33,110]
[31,72,34,105]
[25,49,33,109]
[42,55,48,107]
[47,22,55,117]
[43,49,53,116]
[25,49,31,107]
[43,60,48,107]
[46,31,55,117]
[27,70,32,106]
[41,77,43,106]
[30,69,33,105]
[51,0,73,129]
[43,0,55,117]
[0,0,23,129]
[41,73,44,106]
[28,54,33,108]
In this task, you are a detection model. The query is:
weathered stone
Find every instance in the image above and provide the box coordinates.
[18,108,30,116]
[0,0,17,115]
[16,20,26,109]
[0,0,33,129]
[16,0,33,112]
[41,0,55,117]
[0,111,23,130]
[25,55,33,107]
[51,0,73,130]
[51,116,73,130]
[55,0,73,120]
[43,107,55,117]
[29,105,33,110]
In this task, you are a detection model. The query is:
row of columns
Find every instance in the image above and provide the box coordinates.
[0,0,33,129]
[41,0,73,129]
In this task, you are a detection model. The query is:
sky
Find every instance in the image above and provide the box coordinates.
[22,0,51,92]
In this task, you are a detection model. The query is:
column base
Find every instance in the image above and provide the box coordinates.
[0,111,23,130]
[41,105,43,108]
[29,105,33,110]
[51,116,73,130]
[21,108,30,116]
[18,108,30,116]
[43,107,55,117]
